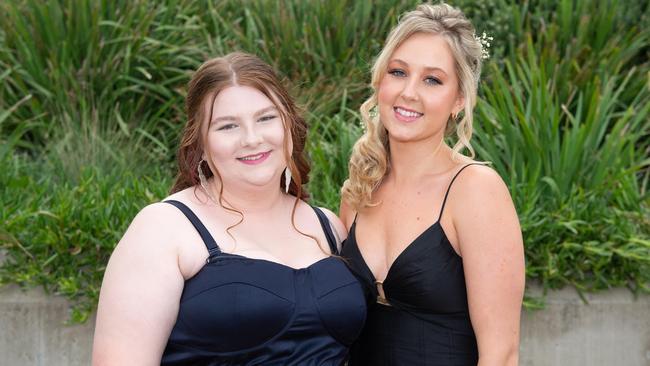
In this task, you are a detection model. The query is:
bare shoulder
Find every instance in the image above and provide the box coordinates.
[135,200,184,222]
[317,206,348,242]
[124,202,187,243]
[448,163,521,252]
[108,202,188,268]
[451,164,512,207]
[94,201,187,364]
[129,186,208,236]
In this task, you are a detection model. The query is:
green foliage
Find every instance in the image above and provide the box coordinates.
[307,95,363,210]
[0,0,203,160]
[1,0,648,321]
[472,3,650,294]
[0,0,416,157]
[0,152,171,322]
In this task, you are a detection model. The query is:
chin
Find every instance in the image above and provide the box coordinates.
[241,173,281,188]
[385,126,421,143]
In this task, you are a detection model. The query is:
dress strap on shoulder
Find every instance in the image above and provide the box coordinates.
[163,200,221,259]
[437,163,484,221]
[312,206,339,255]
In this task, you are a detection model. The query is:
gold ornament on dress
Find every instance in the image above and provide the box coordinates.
[375,280,391,306]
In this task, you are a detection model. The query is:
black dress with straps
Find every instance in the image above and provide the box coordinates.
[342,164,480,365]
[160,200,367,366]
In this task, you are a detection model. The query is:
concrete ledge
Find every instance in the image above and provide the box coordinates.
[0,285,648,365]
[0,285,94,366]
[520,287,650,366]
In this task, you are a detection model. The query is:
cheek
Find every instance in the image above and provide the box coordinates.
[267,122,286,147]
[377,78,397,106]
[262,122,288,163]
[422,90,456,115]
[206,133,236,162]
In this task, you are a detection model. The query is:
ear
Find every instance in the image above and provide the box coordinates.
[454,94,465,116]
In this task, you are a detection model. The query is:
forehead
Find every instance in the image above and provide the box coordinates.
[390,32,456,74]
[209,85,275,116]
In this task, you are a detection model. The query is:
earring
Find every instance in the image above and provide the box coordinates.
[284,167,292,194]
[198,159,217,203]
[369,105,378,118]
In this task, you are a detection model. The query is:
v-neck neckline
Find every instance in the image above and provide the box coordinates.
[349,219,443,284]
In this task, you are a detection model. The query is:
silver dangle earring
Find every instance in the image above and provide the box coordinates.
[198,159,216,203]
[284,167,292,194]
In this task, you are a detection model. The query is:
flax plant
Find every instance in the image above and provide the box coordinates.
[472,37,650,293]
[0,0,202,157]
[307,96,363,210]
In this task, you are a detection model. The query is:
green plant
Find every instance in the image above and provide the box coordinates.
[0,0,202,158]
[307,94,363,210]
[472,34,650,294]
[0,152,172,322]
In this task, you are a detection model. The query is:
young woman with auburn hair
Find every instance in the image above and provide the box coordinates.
[340,3,525,365]
[93,52,366,365]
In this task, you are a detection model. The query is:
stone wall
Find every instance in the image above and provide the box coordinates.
[1,285,648,365]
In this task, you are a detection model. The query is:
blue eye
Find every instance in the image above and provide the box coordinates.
[424,76,442,85]
[388,69,406,77]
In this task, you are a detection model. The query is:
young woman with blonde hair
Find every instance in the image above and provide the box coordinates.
[340,3,525,365]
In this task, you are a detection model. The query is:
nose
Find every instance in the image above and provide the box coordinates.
[241,124,263,147]
[400,77,419,102]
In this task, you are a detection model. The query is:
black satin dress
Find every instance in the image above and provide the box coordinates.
[342,164,480,365]
[160,200,367,366]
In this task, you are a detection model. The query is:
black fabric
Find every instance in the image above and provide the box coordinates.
[342,164,482,365]
[164,200,221,260]
[312,206,339,255]
[160,201,367,366]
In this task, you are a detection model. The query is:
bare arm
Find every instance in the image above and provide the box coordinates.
[92,204,186,366]
[451,166,525,366]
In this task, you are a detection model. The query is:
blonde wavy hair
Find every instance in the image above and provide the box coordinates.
[341,2,484,210]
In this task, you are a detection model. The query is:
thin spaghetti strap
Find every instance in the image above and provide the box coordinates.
[312,206,339,255]
[437,163,483,221]
[164,200,222,261]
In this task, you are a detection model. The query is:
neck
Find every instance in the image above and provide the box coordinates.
[387,134,453,186]
[206,178,290,215]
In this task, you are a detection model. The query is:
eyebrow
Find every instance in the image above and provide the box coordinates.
[389,58,449,76]
[210,105,278,125]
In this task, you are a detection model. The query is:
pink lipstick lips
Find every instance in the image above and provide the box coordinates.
[393,106,423,122]
[237,151,271,165]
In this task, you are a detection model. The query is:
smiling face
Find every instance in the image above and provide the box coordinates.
[377,32,463,145]
[204,85,288,191]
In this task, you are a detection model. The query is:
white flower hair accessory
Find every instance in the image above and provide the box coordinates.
[475,32,493,60]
